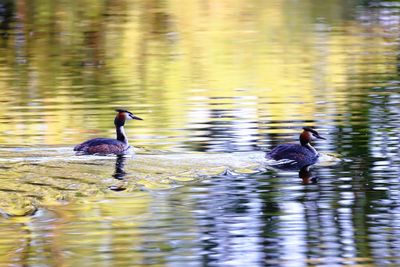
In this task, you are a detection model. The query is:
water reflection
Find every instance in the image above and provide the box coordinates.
[109,156,128,191]
[186,102,260,152]
[0,0,399,266]
[113,156,127,180]
[0,0,397,150]
[298,165,318,185]
[0,1,13,39]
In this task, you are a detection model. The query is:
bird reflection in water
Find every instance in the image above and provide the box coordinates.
[109,156,128,191]
[268,162,318,185]
[113,155,127,180]
[298,165,318,184]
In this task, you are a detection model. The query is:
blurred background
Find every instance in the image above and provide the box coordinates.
[0,0,399,266]
[0,0,397,153]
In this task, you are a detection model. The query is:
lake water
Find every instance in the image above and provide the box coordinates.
[0,0,399,266]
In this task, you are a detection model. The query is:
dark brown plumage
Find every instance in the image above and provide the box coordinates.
[74,110,142,155]
[266,127,326,167]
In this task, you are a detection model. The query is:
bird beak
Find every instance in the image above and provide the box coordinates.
[129,114,143,120]
[315,134,326,140]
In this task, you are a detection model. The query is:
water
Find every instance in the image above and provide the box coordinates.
[0,0,400,266]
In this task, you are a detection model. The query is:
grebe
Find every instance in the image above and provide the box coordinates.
[74,109,142,155]
[266,127,326,166]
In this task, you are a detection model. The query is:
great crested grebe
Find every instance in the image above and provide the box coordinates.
[74,109,142,155]
[266,127,326,166]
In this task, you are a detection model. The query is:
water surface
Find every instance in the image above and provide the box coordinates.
[0,0,399,266]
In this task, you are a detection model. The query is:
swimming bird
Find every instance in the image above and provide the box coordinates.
[74,109,142,155]
[266,127,326,166]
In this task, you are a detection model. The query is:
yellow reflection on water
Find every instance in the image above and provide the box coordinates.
[0,1,399,266]
[0,192,153,266]
[0,0,398,148]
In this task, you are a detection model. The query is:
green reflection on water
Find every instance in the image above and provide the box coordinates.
[0,0,398,149]
[0,0,399,266]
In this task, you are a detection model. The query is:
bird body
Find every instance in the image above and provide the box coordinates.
[74,109,142,155]
[266,127,325,167]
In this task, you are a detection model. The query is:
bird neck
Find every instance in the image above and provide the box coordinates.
[114,116,128,144]
[304,143,318,156]
[299,131,311,146]
[116,124,128,144]
[300,132,318,156]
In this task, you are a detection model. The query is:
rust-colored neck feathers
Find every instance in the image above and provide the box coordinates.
[299,130,312,146]
[115,112,126,126]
